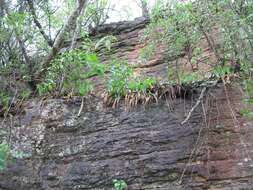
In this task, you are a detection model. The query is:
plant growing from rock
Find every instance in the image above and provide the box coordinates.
[106,59,155,98]
[113,179,127,190]
[0,142,10,170]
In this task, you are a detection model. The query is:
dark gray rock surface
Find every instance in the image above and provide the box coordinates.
[1,85,253,190]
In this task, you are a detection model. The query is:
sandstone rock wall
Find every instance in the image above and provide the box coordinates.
[0,18,253,190]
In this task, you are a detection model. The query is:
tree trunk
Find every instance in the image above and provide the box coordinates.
[35,0,88,83]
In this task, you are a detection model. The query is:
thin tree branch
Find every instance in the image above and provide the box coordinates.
[36,0,88,82]
[26,0,53,47]
[2,0,36,90]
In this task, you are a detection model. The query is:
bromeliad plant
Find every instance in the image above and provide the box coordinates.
[106,59,155,99]
[105,59,156,107]
[106,60,133,98]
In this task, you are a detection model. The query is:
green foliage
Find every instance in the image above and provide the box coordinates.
[212,65,231,78]
[84,0,110,27]
[170,2,201,51]
[0,92,10,111]
[143,0,253,86]
[95,35,117,51]
[150,0,166,21]
[107,60,133,98]
[0,142,10,170]
[37,50,105,96]
[4,12,28,36]
[243,79,253,99]
[20,89,31,99]
[0,51,28,76]
[1,0,253,104]
[128,78,155,93]
[107,59,155,98]
[179,72,199,85]
[168,69,199,85]
[139,42,156,63]
[80,34,117,53]
[142,1,202,63]
[240,108,253,120]
[0,142,29,171]
[37,80,55,96]
[113,179,127,190]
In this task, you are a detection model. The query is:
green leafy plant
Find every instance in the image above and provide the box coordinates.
[168,68,199,85]
[0,142,29,171]
[212,65,231,78]
[107,59,155,98]
[37,50,105,96]
[139,42,156,63]
[0,142,10,170]
[143,1,202,59]
[4,12,27,36]
[37,79,55,96]
[113,179,127,190]
[84,0,111,27]
[0,92,10,111]
[107,60,133,98]
[150,0,166,21]
[20,89,31,99]
[180,72,199,85]
[243,79,253,99]
[240,108,253,120]
[128,78,155,93]
[95,35,117,51]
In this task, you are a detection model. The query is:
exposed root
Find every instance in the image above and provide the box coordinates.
[77,97,84,117]
[103,83,188,109]
[181,87,207,125]
[181,80,218,125]
[178,93,211,184]
[103,78,220,110]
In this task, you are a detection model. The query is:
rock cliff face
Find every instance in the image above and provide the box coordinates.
[1,18,253,190]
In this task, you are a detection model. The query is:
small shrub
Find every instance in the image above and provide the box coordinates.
[168,68,199,85]
[243,79,253,99]
[0,142,10,170]
[113,179,127,190]
[139,42,156,63]
[95,35,117,51]
[128,78,155,93]
[37,50,105,96]
[0,92,10,111]
[107,59,155,98]
[107,60,133,98]
[240,108,253,120]
[212,65,231,78]
[179,72,199,85]
[0,142,29,171]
